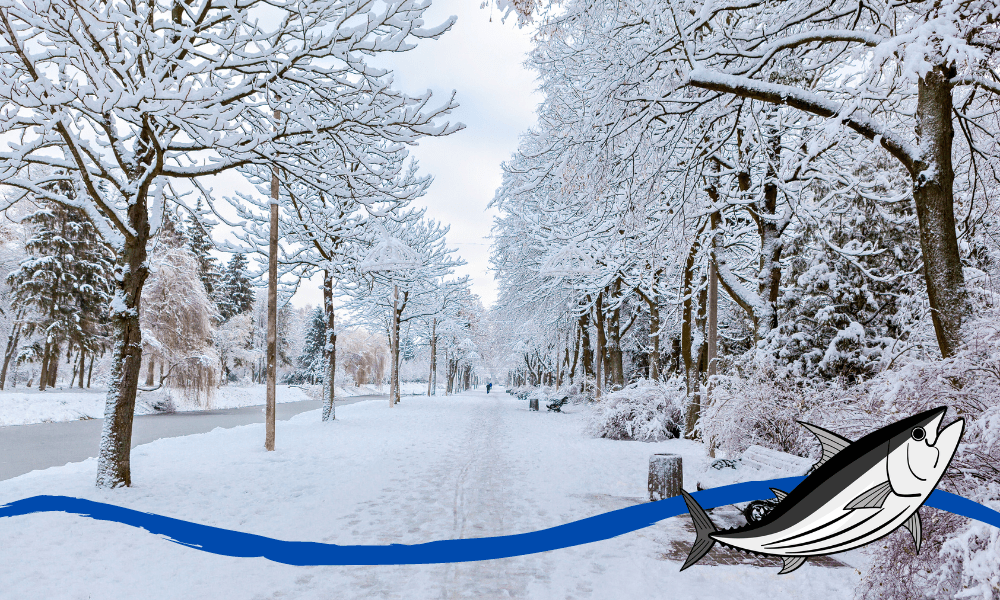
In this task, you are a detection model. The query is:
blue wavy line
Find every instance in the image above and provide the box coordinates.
[1,477,996,566]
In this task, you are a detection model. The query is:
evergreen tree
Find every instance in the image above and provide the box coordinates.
[157,202,189,250]
[288,307,325,384]
[186,198,221,299]
[219,253,255,320]
[765,157,922,382]
[7,190,115,389]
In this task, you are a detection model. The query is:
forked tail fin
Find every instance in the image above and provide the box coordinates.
[679,489,717,571]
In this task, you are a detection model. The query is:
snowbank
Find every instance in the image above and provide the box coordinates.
[0,392,859,599]
[334,381,437,397]
[0,384,313,427]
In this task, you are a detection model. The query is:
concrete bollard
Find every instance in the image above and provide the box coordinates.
[648,454,683,501]
[529,398,539,411]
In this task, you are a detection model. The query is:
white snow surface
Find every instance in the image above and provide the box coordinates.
[0,391,860,598]
[0,382,435,426]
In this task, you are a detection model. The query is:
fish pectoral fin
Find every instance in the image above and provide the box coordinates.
[903,511,922,553]
[770,488,788,501]
[799,422,852,469]
[778,555,808,574]
[845,480,894,509]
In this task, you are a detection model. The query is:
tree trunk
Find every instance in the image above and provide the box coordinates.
[607,286,624,388]
[708,212,720,380]
[915,64,965,357]
[38,339,51,391]
[77,349,86,388]
[681,234,700,397]
[684,276,709,439]
[428,318,437,396]
[569,324,580,383]
[393,295,405,405]
[535,353,543,388]
[87,353,94,388]
[430,319,437,396]
[145,355,155,387]
[643,292,661,382]
[389,285,400,407]
[321,270,337,421]
[446,352,455,394]
[595,339,603,399]
[1,318,23,390]
[595,295,606,395]
[96,222,151,488]
[71,348,80,387]
[754,109,784,338]
[579,308,593,379]
[47,342,60,387]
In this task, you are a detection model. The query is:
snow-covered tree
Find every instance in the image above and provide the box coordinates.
[213,311,255,384]
[140,248,218,405]
[219,253,255,321]
[0,0,461,487]
[344,217,468,405]
[498,0,1000,360]
[186,198,221,305]
[289,307,326,384]
[6,193,114,391]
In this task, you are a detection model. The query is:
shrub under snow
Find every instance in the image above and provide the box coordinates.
[588,378,685,441]
[853,310,1000,600]
[704,313,1000,599]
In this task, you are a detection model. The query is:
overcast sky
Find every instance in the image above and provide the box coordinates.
[289,0,541,311]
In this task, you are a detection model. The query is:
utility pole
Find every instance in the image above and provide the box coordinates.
[265,107,279,451]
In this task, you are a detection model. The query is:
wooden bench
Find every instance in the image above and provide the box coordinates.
[546,396,568,412]
[695,444,814,523]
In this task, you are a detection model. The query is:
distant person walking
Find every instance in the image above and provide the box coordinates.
[486,382,493,394]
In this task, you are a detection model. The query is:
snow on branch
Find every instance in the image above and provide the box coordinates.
[686,69,919,174]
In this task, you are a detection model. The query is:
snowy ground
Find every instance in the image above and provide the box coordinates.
[0,381,436,426]
[0,390,861,599]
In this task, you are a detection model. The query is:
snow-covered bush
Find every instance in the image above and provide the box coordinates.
[589,378,685,441]
[528,387,551,403]
[700,359,822,458]
[561,380,593,404]
[853,310,1000,600]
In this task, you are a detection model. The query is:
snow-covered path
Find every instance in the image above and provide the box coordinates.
[0,391,860,599]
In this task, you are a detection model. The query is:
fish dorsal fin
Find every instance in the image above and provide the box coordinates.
[799,422,852,469]
[770,488,788,501]
[845,480,894,509]
[903,511,922,553]
[779,555,807,575]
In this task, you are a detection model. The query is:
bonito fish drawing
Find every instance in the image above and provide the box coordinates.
[681,406,965,574]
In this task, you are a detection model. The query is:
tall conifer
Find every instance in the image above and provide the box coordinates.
[7,186,114,389]
[219,253,255,320]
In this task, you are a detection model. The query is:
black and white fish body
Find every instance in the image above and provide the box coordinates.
[680,406,965,574]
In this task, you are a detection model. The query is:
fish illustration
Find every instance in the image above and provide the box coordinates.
[680,406,965,574]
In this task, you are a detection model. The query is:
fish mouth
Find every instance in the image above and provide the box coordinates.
[924,408,947,445]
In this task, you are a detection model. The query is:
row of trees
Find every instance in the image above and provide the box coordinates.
[490,0,999,415]
[0,0,478,487]
[487,0,999,596]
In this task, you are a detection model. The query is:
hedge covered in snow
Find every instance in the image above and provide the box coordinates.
[588,378,686,442]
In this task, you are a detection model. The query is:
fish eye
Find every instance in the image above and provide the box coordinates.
[911,427,926,441]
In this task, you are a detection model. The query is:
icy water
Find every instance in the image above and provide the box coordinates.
[0,396,376,481]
